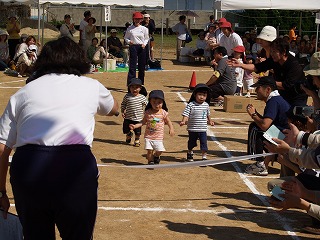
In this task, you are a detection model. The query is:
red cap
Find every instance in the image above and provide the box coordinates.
[132,12,144,19]
[220,21,232,28]
[218,17,227,23]
[233,45,245,53]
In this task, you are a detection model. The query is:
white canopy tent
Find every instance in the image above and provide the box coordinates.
[214,0,320,11]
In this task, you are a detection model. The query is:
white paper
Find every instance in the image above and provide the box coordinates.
[0,210,23,240]
[263,125,285,145]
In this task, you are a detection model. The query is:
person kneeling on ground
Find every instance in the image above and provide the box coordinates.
[16,44,37,77]
[205,46,236,106]
[246,76,290,176]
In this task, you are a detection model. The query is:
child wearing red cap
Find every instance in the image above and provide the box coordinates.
[232,45,245,95]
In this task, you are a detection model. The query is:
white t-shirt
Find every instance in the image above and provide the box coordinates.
[124,25,149,46]
[172,22,188,41]
[219,32,243,56]
[0,74,114,148]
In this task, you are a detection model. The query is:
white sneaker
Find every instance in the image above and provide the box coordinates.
[245,93,251,98]
[245,162,268,176]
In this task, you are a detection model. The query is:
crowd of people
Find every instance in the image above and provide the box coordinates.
[1,12,320,238]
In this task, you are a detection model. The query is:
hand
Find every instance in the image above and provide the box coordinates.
[283,123,299,146]
[209,120,215,126]
[0,194,10,219]
[210,59,218,67]
[269,193,301,211]
[226,58,241,67]
[121,113,126,118]
[264,155,275,167]
[246,104,256,116]
[264,139,290,154]
[306,116,316,133]
[129,124,135,130]
[169,129,175,136]
[141,44,145,49]
[281,178,305,198]
[179,121,186,126]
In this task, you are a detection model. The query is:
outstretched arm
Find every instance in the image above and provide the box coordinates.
[0,143,12,219]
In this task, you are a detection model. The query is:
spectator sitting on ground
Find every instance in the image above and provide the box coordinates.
[92,39,108,65]
[0,29,9,71]
[86,37,98,64]
[245,76,290,176]
[205,46,236,106]
[14,35,40,62]
[16,44,37,77]
[192,31,206,56]
[107,29,129,65]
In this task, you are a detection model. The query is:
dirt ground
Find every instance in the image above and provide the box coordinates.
[1,49,320,240]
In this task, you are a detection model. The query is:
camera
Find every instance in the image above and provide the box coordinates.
[294,75,315,94]
[293,106,314,117]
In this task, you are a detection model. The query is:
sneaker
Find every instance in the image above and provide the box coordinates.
[133,140,140,147]
[125,131,133,144]
[153,156,160,164]
[302,226,320,235]
[186,152,194,162]
[245,162,268,176]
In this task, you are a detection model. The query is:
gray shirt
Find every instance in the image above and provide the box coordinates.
[216,56,237,95]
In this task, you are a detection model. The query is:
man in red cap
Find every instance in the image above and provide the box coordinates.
[219,21,243,56]
[124,12,149,86]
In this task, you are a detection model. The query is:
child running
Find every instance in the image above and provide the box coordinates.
[130,90,174,165]
[180,84,214,162]
[121,78,147,146]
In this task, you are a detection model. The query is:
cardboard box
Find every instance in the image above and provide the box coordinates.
[223,95,266,113]
[223,95,252,113]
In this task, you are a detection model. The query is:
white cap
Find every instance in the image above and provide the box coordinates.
[257,26,277,42]
[144,14,150,18]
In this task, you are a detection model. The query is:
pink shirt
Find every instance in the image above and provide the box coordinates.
[144,109,168,140]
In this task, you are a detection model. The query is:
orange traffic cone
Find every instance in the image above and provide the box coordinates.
[189,71,197,90]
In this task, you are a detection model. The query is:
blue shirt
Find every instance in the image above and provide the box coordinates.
[264,96,290,130]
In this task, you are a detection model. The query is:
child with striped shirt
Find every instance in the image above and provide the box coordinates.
[180,84,214,162]
[130,90,174,165]
[121,78,147,147]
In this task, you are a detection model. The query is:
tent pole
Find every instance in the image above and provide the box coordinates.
[316,24,319,52]
[100,6,103,42]
[37,0,41,43]
[161,6,164,61]
[41,5,45,47]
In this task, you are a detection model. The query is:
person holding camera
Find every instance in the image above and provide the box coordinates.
[245,76,290,176]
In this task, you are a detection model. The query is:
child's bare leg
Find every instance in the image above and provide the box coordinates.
[147,150,154,164]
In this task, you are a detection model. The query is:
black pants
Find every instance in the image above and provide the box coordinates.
[127,45,146,85]
[247,122,265,162]
[8,39,20,60]
[10,144,99,240]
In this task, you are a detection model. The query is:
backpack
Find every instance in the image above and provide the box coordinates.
[148,59,161,69]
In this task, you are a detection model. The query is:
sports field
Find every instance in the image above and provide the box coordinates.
[1,53,319,239]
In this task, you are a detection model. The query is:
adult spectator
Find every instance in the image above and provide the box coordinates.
[203,15,215,32]
[107,29,128,65]
[60,14,76,41]
[245,76,290,176]
[14,35,38,61]
[0,29,9,71]
[16,44,37,77]
[6,15,20,60]
[218,21,243,56]
[85,17,97,53]
[289,23,297,42]
[86,37,98,64]
[92,39,108,65]
[0,36,119,239]
[229,37,308,109]
[124,12,149,85]
[215,17,227,43]
[204,23,218,61]
[205,46,236,104]
[79,10,91,51]
[142,13,156,61]
[172,15,190,60]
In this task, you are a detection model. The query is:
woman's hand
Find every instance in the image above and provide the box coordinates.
[283,123,299,146]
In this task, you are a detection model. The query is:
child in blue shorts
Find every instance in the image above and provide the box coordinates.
[180,84,215,162]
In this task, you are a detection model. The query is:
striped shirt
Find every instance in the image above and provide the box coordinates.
[144,109,168,140]
[182,101,210,132]
[121,93,147,121]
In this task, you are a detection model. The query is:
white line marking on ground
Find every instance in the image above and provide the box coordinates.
[98,206,266,214]
[0,79,25,84]
[210,126,248,129]
[176,92,299,240]
[0,87,22,89]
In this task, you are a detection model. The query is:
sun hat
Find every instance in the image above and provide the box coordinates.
[147,90,168,111]
[233,45,245,53]
[189,83,211,104]
[304,52,320,76]
[303,35,310,41]
[251,76,277,89]
[21,33,28,39]
[110,29,117,33]
[0,29,9,36]
[26,44,37,54]
[257,26,277,42]
[87,17,96,24]
[144,14,150,18]
[128,78,143,86]
[218,17,227,23]
[132,12,144,19]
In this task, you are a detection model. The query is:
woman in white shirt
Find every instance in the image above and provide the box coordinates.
[60,14,76,41]
[124,11,149,85]
[172,15,190,60]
